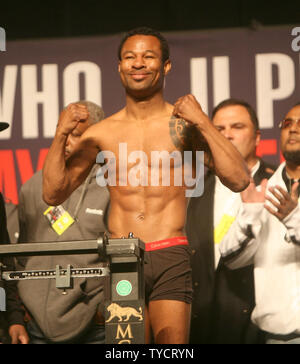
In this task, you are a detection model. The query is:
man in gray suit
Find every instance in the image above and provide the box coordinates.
[17,102,110,344]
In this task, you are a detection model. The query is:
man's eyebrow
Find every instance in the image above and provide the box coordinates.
[144,50,158,54]
[214,121,245,127]
[122,50,159,55]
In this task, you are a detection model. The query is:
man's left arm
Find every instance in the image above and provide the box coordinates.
[173,94,250,192]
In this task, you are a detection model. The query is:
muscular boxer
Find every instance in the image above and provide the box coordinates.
[43,27,249,344]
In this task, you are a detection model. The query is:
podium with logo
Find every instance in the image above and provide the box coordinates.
[104,233,145,344]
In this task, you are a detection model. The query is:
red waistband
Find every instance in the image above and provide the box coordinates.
[145,236,188,252]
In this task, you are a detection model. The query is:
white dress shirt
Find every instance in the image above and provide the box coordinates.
[213,161,260,268]
[220,163,300,335]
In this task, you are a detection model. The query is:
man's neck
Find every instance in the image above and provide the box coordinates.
[246,156,259,171]
[286,162,300,180]
[125,91,168,121]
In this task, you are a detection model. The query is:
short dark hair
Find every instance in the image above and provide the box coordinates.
[118,27,170,63]
[212,98,259,131]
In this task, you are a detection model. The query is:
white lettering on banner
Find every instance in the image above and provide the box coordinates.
[190,56,230,114]
[212,56,230,107]
[0,65,18,140]
[256,53,295,129]
[21,64,59,139]
[63,61,102,107]
[1,53,299,141]
[0,62,102,140]
[291,27,300,52]
[190,58,208,114]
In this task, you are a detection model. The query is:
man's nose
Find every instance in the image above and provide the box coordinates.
[289,120,300,133]
[132,56,145,68]
[222,129,233,140]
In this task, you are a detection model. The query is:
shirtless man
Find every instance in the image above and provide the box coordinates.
[43,27,249,344]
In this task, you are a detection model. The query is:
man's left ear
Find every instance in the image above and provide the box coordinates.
[255,130,261,147]
[164,60,172,75]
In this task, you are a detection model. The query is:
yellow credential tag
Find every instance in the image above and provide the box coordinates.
[214,214,236,245]
[44,206,75,236]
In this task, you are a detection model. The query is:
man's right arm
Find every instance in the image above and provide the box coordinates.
[43,132,72,205]
[43,104,96,206]
[219,179,268,269]
[172,94,250,192]
[219,202,265,269]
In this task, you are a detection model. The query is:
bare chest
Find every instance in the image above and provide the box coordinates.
[100,119,182,163]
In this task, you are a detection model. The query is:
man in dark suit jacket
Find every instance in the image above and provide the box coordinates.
[5,201,19,244]
[0,122,29,344]
[186,99,276,344]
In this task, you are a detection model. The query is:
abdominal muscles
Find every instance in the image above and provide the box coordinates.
[107,185,187,243]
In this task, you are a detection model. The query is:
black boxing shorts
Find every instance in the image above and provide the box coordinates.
[144,237,193,304]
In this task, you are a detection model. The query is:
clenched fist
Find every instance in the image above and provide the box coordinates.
[172,94,209,128]
[56,103,89,137]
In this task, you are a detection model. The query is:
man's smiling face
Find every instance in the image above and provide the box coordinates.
[118,35,171,98]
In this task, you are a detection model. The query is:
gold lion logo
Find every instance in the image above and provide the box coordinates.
[106,303,143,323]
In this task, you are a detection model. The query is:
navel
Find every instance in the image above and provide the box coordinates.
[137,213,145,221]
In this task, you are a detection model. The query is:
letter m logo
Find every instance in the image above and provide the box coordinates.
[0,27,6,51]
[116,324,133,340]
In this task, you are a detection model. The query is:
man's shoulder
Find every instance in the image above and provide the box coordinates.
[254,159,278,184]
[102,109,126,125]
[20,170,43,194]
[84,111,125,136]
[266,162,286,184]
[259,159,277,173]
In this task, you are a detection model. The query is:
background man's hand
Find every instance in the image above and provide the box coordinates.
[56,103,89,136]
[265,182,299,221]
[241,178,268,203]
[9,324,29,344]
